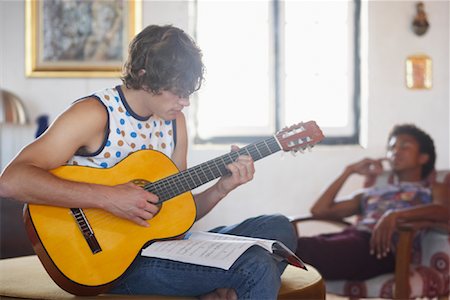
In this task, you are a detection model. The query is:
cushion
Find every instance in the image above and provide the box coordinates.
[0,255,324,299]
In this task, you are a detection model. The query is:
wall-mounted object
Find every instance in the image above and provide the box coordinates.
[25,0,142,78]
[0,89,29,124]
[405,54,432,89]
[412,2,429,36]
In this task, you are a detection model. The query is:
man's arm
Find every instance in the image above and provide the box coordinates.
[0,99,158,227]
[394,182,448,222]
[170,114,255,221]
[310,158,384,219]
[0,99,106,202]
[370,182,449,258]
[193,151,254,221]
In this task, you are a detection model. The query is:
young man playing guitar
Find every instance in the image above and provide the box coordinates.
[0,25,298,299]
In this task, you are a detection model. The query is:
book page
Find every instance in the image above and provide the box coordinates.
[141,231,306,270]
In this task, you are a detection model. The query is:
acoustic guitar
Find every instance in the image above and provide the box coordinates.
[24,121,324,296]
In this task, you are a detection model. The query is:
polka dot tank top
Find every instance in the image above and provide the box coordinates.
[67,86,176,168]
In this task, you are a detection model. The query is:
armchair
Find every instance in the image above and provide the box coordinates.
[290,170,450,299]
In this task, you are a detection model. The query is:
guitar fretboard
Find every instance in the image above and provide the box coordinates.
[144,136,281,203]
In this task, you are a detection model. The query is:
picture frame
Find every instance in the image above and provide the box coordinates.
[405,54,432,89]
[25,0,142,78]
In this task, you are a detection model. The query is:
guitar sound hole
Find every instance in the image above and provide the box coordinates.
[131,179,162,217]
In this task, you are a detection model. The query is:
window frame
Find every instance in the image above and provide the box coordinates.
[192,0,361,146]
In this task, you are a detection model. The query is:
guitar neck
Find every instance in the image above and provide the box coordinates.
[146,136,281,203]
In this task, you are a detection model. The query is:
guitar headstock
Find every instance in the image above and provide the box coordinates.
[275,121,324,153]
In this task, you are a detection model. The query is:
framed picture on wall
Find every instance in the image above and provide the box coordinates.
[405,54,432,90]
[25,0,142,78]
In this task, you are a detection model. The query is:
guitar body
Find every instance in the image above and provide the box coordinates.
[24,150,197,296]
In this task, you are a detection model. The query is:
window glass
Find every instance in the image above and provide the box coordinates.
[195,0,272,139]
[194,0,359,143]
[285,0,355,136]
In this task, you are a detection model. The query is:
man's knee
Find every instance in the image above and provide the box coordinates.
[262,214,297,251]
[231,247,281,298]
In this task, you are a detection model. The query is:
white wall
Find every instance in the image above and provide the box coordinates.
[1,0,449,231]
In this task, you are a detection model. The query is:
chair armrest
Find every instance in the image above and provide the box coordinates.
[393,220,449,299]
[289,215,352,226]
[394,224,414,299]
[397,220,450,233]
[288,215,353,237]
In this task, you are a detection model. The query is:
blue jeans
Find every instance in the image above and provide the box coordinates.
[109,214,297,299]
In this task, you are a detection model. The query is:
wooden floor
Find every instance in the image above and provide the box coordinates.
[326,294,384,300]
[326,295,348,300]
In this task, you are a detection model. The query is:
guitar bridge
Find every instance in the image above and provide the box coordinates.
[70,208,102,254]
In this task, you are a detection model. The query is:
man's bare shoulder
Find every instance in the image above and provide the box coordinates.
[31,97,109,157]
[49,97,108,132]
[66,96,107,119]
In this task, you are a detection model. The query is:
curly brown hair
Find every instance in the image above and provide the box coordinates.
[121,25,204,97]
[388,124,436,179]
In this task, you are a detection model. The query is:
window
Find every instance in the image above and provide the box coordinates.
[193,0,360,145]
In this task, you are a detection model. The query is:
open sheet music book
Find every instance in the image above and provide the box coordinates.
[141,231,307,271]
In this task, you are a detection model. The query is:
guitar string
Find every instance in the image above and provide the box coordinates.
[68,127,316,242]
[150,145,249,198]
[147,137,281,203]
[74,137,283,227]
[150,138,280,201]
[74,126,316,234]
[71,128,314,232]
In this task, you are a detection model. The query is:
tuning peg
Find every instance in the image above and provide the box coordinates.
[290,150,298,157]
